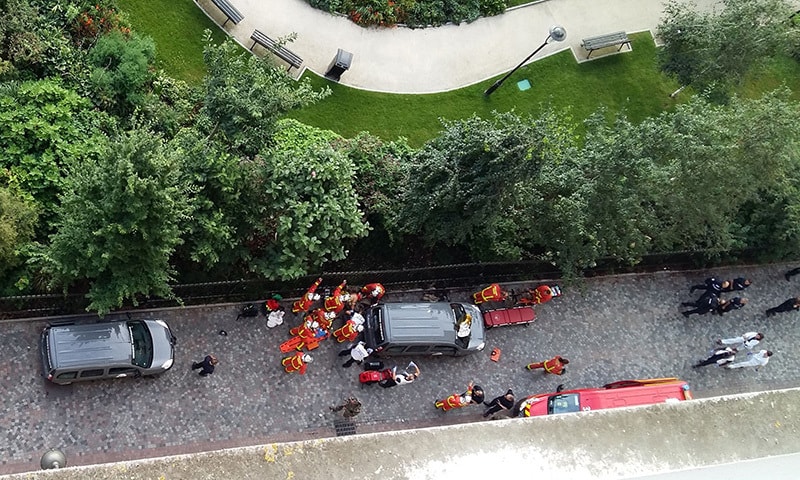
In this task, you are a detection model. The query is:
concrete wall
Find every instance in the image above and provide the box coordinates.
[6,388,800,480]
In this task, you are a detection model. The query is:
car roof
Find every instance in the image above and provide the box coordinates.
[48,321,133,368]
[382,303,458,344]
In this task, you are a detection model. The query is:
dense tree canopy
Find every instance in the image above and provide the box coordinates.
[37,129,191,314]
[2,0,800,314]
[199,34,330,158]
[657,0,798,97]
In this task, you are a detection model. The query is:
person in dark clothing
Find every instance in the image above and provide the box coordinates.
[681,293,720,317]
[692,347,736,368]
[483,389,515,418]
[766,297,800,317]
[191,354,219,377]
[470,385,486,406]
[689,277,729,295]
[786,268,800,282]
[720,278,751,292]
[716,297,747,315]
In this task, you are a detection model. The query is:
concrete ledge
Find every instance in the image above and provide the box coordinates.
[7,388,800,479]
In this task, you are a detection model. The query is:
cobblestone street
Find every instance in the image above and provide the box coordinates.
[2,263,800,474]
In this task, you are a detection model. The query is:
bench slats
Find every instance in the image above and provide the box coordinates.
[211,0,244,26]
[250,30,303,70]
[581,31,631,59]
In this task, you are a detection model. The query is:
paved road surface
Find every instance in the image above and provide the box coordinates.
[2,263,800,474]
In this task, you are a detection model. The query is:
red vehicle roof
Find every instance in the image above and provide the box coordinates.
[519,378,692,417]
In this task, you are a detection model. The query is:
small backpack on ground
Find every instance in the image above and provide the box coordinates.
[237,303,259,320]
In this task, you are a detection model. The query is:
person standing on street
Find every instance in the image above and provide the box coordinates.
[361,283,386,304]
[339,341,373,368]
[715,297,747,315]
[681,293,720,317]
[483,389,515,419]
[281,352,313,374]
[766,297,800,317]
[727,350,773,370]
[689,277,728,295]
[525,356,569,375]
[379,362,420,388]
[292,277,323,314]
[434,381,476,411]
[785,267,800,281]
[191,354,219,377]
[718,332,764,350]
[692,347,736,368]
[721,278,752,292]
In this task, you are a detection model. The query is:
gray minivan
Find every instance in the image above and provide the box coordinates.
[364,302,486,356]
[40,319,176,385]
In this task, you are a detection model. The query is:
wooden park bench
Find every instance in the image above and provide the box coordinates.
[581,31,631,59]
[209,0,244,27]
[250,30,304,71]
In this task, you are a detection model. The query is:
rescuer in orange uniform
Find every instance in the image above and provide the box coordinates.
[333,320,364,343]
[525,356,570,375]
[292,278,323,314]
[323,280,348,313]
[303,308,336,331]
[517,285,562,306]
[361,283,386,304]
[472,283,508,304]
[434,381,477,411]
[282,352,313,374]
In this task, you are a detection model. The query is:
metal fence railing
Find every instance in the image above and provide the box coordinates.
[0,249,765,320]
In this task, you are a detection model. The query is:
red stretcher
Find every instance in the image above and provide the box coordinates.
[482,306,535,329]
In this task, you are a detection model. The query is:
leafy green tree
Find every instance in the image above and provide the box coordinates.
[169,128,244,270]
[88,30,156,117]
[199,33,330,157]
[392,110,577,260]
[239,142,368,279]
[0,78,108,223]
[0,186,38,277]
[37,128,191,314]
[658,0,797,97]
[610,91,800,255]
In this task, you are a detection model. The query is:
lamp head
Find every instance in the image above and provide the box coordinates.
[549,25,567,42]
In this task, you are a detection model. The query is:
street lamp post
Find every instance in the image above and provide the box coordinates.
[483,25,567,97]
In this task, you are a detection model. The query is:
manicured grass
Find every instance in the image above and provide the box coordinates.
[116,2,800,147]
[289,33,683,146]
[118,0,227,84]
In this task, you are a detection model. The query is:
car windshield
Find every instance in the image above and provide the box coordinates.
[451,303,471,348]
[128,321,154,368]
[370,306,385,345]
[547,394,581,415]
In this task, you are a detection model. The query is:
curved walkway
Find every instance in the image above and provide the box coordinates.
[201,0,721,93]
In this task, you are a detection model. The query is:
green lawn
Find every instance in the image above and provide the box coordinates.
[117,1,800,147]
[289,34,683,146]
[118,0,227,84]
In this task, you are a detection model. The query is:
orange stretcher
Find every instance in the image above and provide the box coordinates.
[279,335,322,353]
[482,306,536,329]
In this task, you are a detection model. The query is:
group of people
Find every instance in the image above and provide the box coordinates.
[683,266,800,372]
[280,279,386,375]
[693,332,772,370]
[432,355,567,418]
[433,381,517,419]
[680,276,751,317]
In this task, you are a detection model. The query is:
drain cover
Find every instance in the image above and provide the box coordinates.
[334,420,357,436]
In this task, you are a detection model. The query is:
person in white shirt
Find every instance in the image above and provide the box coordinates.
[727,350,773,370]
[693,347,736,368]
[718,332,763,350]
[339,341,373,368]
[379,362,420,388]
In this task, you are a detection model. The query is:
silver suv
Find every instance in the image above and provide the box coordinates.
[40,319,176,385]
[364,302,486,356]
